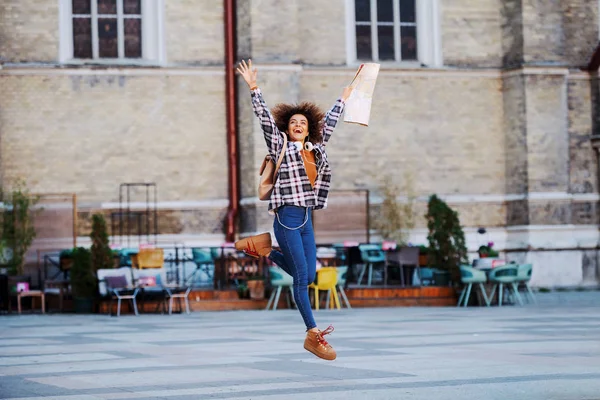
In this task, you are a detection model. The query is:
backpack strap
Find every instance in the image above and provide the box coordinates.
[273,134,288,177]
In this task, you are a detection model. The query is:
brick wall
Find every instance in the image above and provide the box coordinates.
[165,0,224,64]
[0,71,228,203]
[1,1,599,239]
[442,0,504,67]
[0,0,59,62]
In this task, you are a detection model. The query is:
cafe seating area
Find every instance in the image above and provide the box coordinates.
[457,259,536,307]
[7,240,536,315]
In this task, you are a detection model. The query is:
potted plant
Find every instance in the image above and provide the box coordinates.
[246,273,265,300]
[478,242,499,258]
[425,194,468,286]
[236,282,249,299]
[0,180,39,277]
[70,247,97,313]
[90,214,114,270]
[372,173,416,245]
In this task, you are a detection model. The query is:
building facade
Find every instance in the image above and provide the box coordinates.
[1,0,599,288]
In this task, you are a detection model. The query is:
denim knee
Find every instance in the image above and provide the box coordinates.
[307,270,316,286]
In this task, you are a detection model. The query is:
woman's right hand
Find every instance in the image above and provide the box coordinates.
[236,59,258,89]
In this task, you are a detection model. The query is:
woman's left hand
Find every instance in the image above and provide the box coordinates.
[341,86,354,101]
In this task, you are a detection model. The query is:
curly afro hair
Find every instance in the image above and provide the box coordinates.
[271,102,325,144]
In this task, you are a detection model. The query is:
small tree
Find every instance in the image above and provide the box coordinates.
[425,194,468,284]
[0,180,39,275]
[90,213,113,270]
[373,173,416,245]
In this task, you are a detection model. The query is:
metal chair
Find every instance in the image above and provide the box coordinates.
[384,247,419,286]
[132,268,169,313]
[164,284,192,315]
[335,266,351,309]
[488,264,523,307]
[457,265,490,307]
[265,266,294,310]
[356,244,385,286]
[516,263,536,304]
[98,268,139,316]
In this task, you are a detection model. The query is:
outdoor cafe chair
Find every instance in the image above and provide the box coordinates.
[135,248,164,269]
[488,264,523,307]
[356,244,385,286]
[132,267,169,313]
[310,267,340,310]
[457,265,490,307]
[384,247,419,286]
[335,266,352,309]
[516,263,536,304]
[265,266,294,310]
[97,267,139,317]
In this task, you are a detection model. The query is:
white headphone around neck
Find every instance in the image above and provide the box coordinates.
[293,141,314,151]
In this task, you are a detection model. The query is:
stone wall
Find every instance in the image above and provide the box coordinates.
[0,0,59,62]
[0,71,228,203]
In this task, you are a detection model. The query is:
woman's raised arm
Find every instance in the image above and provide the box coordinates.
[321,86,352,144]
[237,59,283,157]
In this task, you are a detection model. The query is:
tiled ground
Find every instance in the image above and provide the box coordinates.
[0,291,599,399]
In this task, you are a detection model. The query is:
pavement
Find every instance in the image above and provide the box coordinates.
[0,291,599,400]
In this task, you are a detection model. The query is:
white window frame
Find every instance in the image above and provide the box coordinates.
[345,0,442,67]
[59,0,166,65]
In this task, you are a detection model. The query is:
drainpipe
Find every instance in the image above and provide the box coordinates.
[224,0,239,243]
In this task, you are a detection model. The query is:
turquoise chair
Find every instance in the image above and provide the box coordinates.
[190,248,214,281]
[516,263,536,304]
[118,248,139,267]
[265,266,294,310]
[332,243,347,264]
[488,265,523,307]
[334,266,351,309]
[457,265,490,307]
[357,244,385,286]
[418,267,434,286]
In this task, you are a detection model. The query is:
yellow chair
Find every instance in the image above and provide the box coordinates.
[309,267,341,310]
[135,248,164,269]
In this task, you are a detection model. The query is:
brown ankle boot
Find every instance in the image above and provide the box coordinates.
[304,325,336,361]
[234,232,272,258]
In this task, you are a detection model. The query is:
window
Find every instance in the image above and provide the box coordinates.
[59,0,165,64]
[347,0,442,66]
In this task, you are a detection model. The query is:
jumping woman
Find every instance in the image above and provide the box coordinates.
[235,59,353,361]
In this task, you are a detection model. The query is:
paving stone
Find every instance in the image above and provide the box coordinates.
[0,291,599,399]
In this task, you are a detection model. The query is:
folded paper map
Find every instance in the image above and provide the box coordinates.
[343,63,380,126]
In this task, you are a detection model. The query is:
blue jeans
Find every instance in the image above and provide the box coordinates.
[269,205,317,330]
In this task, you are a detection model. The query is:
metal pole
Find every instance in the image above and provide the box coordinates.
[72,193,77,248]
[154,184,157,244]
[224,0,239,242]
[366,189,371,243]
[127,184,130,248]
[146,184,150,245]
[119,184,123,246]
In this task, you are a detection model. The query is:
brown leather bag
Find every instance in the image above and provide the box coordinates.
[258,135,287,200]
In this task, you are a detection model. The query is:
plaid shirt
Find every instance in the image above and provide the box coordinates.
[251,88,345,214]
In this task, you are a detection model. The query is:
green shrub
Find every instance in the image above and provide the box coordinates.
[0,180,39,275]
[90,214,113,270]
[70,247,97,298]
[425,194,468,284]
